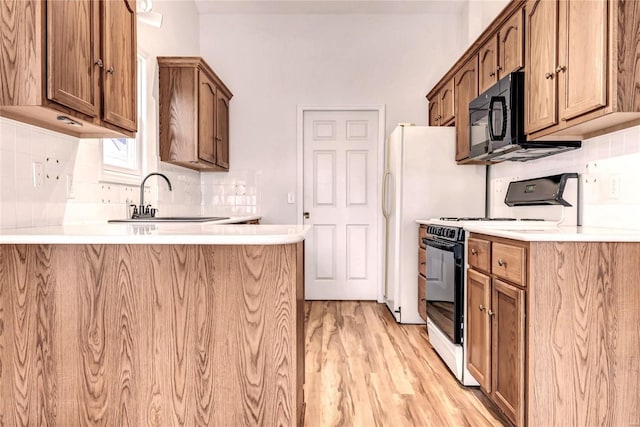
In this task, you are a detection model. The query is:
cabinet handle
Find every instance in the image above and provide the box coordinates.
[488,310,495,316]
[489,71,495,77]
[95,59,104,68]
[496,65,502,72]
[471,248,478,255]
[215,136,222,142]
[479,304,486,312]
[421,298,426,302]
[106,66,115,74]
[420,262,426,265]
[497,258,505,267]
[555,65,566,74]
[545,72,554,79]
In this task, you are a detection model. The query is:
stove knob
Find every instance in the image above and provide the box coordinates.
[448,229,456,239]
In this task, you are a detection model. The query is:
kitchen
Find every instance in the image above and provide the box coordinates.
[1,0,640,426]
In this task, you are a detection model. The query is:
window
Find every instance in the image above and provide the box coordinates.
[101,53,147,184]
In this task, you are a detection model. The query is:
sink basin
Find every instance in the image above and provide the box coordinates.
[108,216,230,223]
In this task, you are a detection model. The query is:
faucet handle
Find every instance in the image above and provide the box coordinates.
[129,204,139,219]
[150,208,158,217]
[145,204,152,215]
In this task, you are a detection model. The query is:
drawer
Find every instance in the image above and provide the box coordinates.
[468,237,491,273]
[419,225,428,249]
[418,247,426,276]
[492,242,526,286]
[418,274,427,322]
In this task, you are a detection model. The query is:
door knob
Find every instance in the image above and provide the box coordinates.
[471,248,478,255]
[106,66,115,74]
[94,59,104,68]
[545,72,554,79]
[555,65,566,73]
[479,304,486,312]
[303,212,310,219]
[489,71,495,77]
[497,258,505,267]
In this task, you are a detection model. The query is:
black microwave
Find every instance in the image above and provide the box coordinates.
[468,72,581,162]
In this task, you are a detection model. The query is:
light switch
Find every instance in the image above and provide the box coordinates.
[287,192,295,204]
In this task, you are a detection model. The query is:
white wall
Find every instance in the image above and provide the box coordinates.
[489,125,640,229]
[199,12,468,223]
[465,0,510,45]
[0,1,203,228]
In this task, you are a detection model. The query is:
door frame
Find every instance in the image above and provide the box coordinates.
[296,105,386,302]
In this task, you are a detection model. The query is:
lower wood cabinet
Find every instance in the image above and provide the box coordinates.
[467,234,640,426]
[418,225,428,322]
[467,235,526,426]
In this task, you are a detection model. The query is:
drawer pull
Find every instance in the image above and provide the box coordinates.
[421,298,426,302]
[545,72,554,79]
[471,248,478,255]
[497,258,506,267]
[479,304,486,312]
[420,262,426,265]
[488,310,495,317]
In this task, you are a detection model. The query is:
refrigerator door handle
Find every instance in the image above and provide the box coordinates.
[382,172,391,219]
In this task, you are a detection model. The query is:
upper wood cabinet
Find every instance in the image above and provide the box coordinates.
[454,55,479,161]
[158,57,233,172]
[526,0,640,140]
[428,78,454,126]
[479,8,525,93]
[0,0,137,138]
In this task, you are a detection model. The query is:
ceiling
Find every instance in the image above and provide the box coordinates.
[193,0,467,15]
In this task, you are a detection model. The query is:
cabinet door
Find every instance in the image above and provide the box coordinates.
[454,55,478,161]
[526,0,558,134]
[498,9,524,77]
[492,279,525,427]
[47,0,100,117]
[102,0,137,132]
[198,72,217,165]
[216,92,230,170]
[428,97,440,126]
[440,79,455,125]
[418,274,427,322]
[479,36,498,93]
[557,0,607,121]
[467,269,491,393]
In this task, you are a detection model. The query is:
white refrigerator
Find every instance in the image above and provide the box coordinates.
[382,125,486,324]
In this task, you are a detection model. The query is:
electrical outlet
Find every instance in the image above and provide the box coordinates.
[287,192,295,204]
[609,175,620,199]
[32,162,44,187]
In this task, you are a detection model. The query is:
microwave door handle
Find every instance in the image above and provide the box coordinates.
[489,96,508,140]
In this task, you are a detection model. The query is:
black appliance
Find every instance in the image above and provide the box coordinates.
[468,72,581,162]
[422,225,465,344]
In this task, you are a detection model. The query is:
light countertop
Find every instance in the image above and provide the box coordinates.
[464,225,640,242]
[0,220,310,245]
[416,219,640,242]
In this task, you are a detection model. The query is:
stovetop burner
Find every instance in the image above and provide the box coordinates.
[438,217,545,222]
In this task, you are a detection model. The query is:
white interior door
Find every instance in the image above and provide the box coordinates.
[303,110,379,300]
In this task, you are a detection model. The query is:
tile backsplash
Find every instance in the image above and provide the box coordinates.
[0,117,261,228]
[489,124,640,229]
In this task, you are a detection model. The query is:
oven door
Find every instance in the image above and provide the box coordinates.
[423,236,464,345]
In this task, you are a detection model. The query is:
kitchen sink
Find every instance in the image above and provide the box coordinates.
[108,216,230,223]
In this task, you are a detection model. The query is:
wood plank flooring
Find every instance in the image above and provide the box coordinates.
[304,301,506,427]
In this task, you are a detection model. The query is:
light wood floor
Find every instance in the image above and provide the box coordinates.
[304,301,506,427]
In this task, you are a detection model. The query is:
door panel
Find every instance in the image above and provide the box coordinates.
[499,9,524,77]
[526,0,558,133]
[429,98,440,126]
[558,0,607,121]
[492,279,525,427]
[304,110,379,300]
[454,55,478,161]
[440,79,455,125]
[216,92,230,169]
[47,0,100,117]
[467,269,491,392]
[102,0,137,131]
[479,36,498,94]
[198,72,216,164]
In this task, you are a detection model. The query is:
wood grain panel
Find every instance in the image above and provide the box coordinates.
[198,71,217,165]
[417,274,427,322]
[0,243,304,426]
[428,97,440,126]
[491,242,526,286]
[439,79,455,125]
[0,0,44,106]
[498,8,524,77]
[454,54,478,161]
[102,0,137,131]
[468,237,490,273]
[216,91,230,170]
[479,36,498,94]
[466,268,491,393]
[528,242,640,426]
[616,0,640,112]
[47,0,100,118]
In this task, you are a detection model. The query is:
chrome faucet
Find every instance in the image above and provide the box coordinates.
[130,172,173,219]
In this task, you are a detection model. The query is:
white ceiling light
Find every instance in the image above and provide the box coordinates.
[137,0,163,28]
